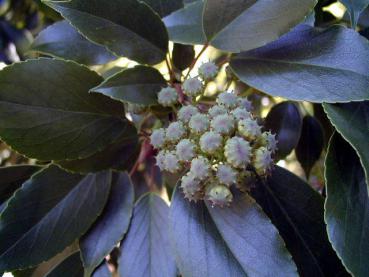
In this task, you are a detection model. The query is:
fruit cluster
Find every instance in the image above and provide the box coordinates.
[151,62,277,207]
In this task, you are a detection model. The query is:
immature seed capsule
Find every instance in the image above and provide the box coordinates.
[258,131,278,153]
[200,131,222,154]
[208,105,227,118]
[166,122,186,143]
[181,173,203,201]
[238,118,261,141]
[206,184,233,207]
[216,164,237,186]
[237,97,253,111]
[189,114,210,134]
[265,132,278,153]
[150,128,166,149]
[253,147,273,176]
[231,107,251,121]
[217,92,238,109]
[178,105,199,123]
[224,137,251,168]
[190,156,210,180]
[155,150,166,171]
[164,151,181,173]
[211,114,235,135]
[182,77,203,97]
[158,87,178,106]
[176,139,196,161]
[198,62,218,80]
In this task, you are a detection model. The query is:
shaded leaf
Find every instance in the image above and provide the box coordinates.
[325,133,369,276]
[340,0,369,27]
[206,191,298,277]
[45,252,83,277]
[0,165,41,204]
[169,187,247,277]
[313,103,334,147]
[231,25,369,103]
[324,101,369,189]
[92,262,111,277]
[119,193,176,277]
[141,0,183,17]
[44,0,168,65]
[163,1,206,45]
[202,0,316,52]
[80,173,134,276]
[91,66,167,106]
[0,58,131,161]
[55,130,139,174]
[0,166,111,271]
[296,116,324,178]
[172,43,195,71]
[250,166,349,277]
[31,20,116,65]
[264,102,302,160]
[131,155,163,202]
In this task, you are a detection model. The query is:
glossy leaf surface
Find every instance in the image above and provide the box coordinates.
[231,25,369,103]
[44,0,168,64]
[325,133,369,276]
[32,20,116,65]
[0,166,111,271]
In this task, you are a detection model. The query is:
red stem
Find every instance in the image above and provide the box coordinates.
[185,44,209,79]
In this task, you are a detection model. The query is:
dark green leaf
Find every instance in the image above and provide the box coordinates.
[172,43,195,71]
[231,25,369,103]
[163,1,206,45]
[141,0,183,17]
[92,262,111,277]
[169,187,247,277]
[31,20,116,65]
[43,0,168,65]
[340,0,369,27]
[119,193,176,277]
[131,155,163,202]
[0,58,131,161]
[296,116,324,178]
[264,102,302,160]
[80,173,134,276]
[206,191,298,276]
[45,252,83,277]
[313,103,334,147]
[0,165,41,204]
[250,166,348,277]
[55,129,139,174]
[324,101,369,190]
[202,0,316,52]
[325,133,369,277]
[91,66,167,106]
[0,166,111,271]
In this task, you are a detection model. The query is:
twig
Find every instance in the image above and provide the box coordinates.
[166,56,175,84]
[184,43,209,79]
